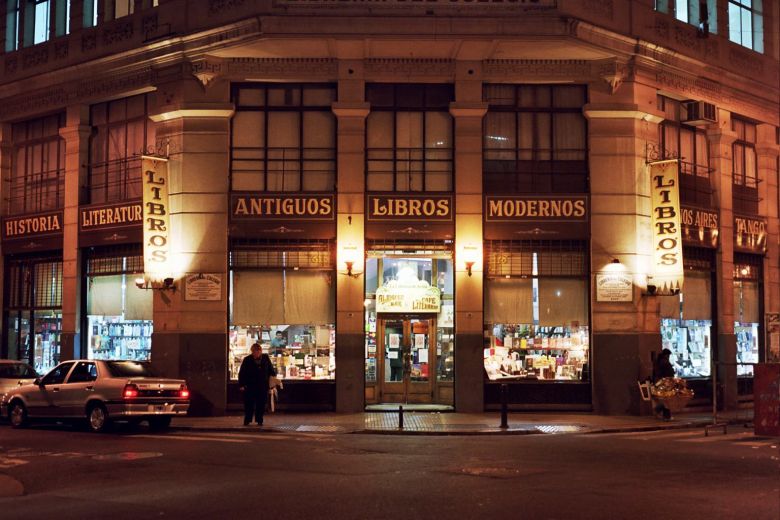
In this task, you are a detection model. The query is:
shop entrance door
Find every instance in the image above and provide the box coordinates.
[377,316,436,404]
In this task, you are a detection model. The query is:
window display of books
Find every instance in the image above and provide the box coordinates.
[735,322,759,376]
[661,319,711,378]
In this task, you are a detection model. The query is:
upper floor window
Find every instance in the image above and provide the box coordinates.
[83,0,97,27]
[366,84,454,192]
[88,94,155,204]
[4,0,70,51]
[728,0,763,52]
[6,113,65,215]
[655,0,716,33]
[732,116,759,213]
[231,84,337,192]
[483,84,588,194]
[658,96,712,207]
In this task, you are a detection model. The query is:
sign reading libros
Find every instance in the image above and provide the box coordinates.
[649,160,684,294]
[142,157,170,280]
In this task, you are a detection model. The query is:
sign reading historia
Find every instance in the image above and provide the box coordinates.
[595,273,633,302]
[367,195,452,221]
[485,196,588,221]
[231,194,334,220]
[1,210,64,253]
[142,157,170,280]
[649,160,684,294]
[734,215,767,253]
[184,273,223,301]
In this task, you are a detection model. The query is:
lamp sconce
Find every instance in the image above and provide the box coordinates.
[339,245,362,278]
[465,260,475,277]
[461,244,480,277]
[344,260,359,278]
[612,258,620,265]
[135,277,177,293]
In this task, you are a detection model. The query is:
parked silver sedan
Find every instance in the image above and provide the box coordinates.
[0,360,38,401]
[1,359,190,432]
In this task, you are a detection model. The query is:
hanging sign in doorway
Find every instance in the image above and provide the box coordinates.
[649,160,684,295]
[376,266,441,313]
[141,156,170,280]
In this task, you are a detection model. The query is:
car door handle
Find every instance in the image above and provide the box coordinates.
[85,386,94,391]
[52,387,60,392]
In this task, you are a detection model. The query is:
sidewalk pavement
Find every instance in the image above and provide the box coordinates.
[170,409,755,436]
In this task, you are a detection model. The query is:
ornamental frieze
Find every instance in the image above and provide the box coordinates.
[483,59,592,78]
[365,59,455,77]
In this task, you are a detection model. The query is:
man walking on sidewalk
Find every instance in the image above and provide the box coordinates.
[238,342,277,426]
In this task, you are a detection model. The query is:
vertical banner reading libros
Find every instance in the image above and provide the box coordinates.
[141,157,170,281]
[649,160,684,294]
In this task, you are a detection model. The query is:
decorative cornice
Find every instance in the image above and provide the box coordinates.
[483,59,592,78]
[365,58,455,77]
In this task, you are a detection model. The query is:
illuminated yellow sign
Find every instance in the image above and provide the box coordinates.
[142,157,170,279]
[376,266,441,313]
[649,160,684,294]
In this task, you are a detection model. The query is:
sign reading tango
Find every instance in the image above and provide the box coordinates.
[231,194,334,220]
[735,215,767,253]
[142,157,170,278]
[80,202,143,230]
[367,195,452,221]
[649,160,684,294]
[485,196,588,221]
[3,211,63,239]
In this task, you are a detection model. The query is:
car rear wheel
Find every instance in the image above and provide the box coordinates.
[87,403,111,433]
[9,402,28,428]
[148,416,172,431]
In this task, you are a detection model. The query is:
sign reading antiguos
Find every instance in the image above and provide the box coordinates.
[142,157,170,278]
[649,160,684,294]
[231,194,334,220]
[367,195,452,221]
[485,196,587,221]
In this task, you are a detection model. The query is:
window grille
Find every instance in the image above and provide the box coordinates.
[230,239,334,270]
[32,261,62,308]
[683,247,715,272]
[485,240,588,278]
[86,245,144,276]
[733,253,762,281]
[732,117,760,214]
[366,239,453,257]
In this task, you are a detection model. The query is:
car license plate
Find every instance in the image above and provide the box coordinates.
[148,404,166,413]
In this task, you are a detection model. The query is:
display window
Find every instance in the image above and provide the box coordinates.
[733,256,762,377]
[659,265,713,378]
[229,242,335,381]
[3,258,63,374]
[84,249,152,361]
[483,243,589,381]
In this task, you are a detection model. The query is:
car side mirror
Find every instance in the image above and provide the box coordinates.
[34,377,43,386]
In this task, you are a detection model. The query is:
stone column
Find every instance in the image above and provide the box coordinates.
[450,61,486,412]
[333,59,368,413]
[58,105,90,361]
[708,117,737,410]
[585,81,665,415]
[0,123,10,355]
[149,76,233,415]
[756,124,780,362]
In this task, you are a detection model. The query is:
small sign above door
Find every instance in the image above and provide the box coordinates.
[376,268,441,313]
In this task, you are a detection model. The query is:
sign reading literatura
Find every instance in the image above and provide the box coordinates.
[231,194,334,220]
[485,196,587,221]
[80,202,143,230]
[649,160,684,294]
[142,157,170,279]
[367,195,452,221]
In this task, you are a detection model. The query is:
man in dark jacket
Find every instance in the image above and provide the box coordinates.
[238,342,277,426]
[652,348,675,420]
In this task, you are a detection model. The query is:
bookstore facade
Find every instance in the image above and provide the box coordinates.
[0,2,778,415]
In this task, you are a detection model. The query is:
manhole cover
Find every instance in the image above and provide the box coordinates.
[535,425,585,434]
[92,452,163,461]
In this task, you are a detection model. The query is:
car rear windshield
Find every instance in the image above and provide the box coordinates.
[105,361,157,378]
[0,363,37,378]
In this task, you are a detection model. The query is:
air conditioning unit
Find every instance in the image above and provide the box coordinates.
[683,100,717,125]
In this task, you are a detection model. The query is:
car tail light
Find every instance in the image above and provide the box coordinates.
[179,384,190,399]
[123,383,139,398]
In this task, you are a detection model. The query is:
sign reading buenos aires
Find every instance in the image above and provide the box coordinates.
[367,194,452,221]
[231,194,334,220]
[485,196,587,221]
[649,160,684,294]
[142,157,170,278]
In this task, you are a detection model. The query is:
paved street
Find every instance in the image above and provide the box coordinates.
[1,423,778,519]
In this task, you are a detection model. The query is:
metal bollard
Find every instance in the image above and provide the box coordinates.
[398,405,404,429]
[500,383,508,429]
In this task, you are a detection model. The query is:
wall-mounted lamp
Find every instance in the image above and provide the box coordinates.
[612,258,620,264]
[339,245,362,278]
[135,277,177,293]
[461,245,480,277]
[465,260,476,277]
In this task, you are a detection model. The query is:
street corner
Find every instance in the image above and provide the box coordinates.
[0,474,24,498]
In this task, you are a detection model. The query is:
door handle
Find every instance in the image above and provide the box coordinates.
[85,386,94,391]
[52,387,60,392]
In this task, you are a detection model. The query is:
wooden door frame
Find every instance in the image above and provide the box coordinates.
[376,314,437,404]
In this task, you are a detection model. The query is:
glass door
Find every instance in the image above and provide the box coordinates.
[378,316,435,404]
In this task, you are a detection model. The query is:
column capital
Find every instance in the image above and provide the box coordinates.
[150,103,235,123]
[583,103,663,123]
[449,102,488,118]
[331,102,370,119]
[706,128,738,146]
[58,124,91,141]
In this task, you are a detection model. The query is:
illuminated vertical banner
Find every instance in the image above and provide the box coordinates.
[141,156,170,280]
[649,160,684,294]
